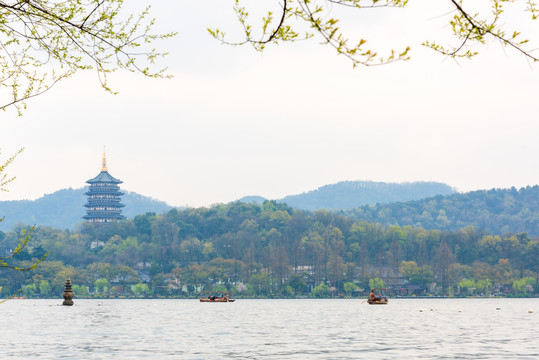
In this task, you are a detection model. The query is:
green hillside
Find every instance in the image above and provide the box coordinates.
[342,186,539,236]
[1,201,537,299]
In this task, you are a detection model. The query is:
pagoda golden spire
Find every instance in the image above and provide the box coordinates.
[101,146,108,172]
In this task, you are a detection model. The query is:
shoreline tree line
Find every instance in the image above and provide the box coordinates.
[0,201,537,299]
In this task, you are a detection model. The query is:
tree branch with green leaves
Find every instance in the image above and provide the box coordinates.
[0,148,23,192]
[1,149,48,301]
[210,0,538,66]
[423,0,539,62]
[0,225,47,271]
[0,0,176,114]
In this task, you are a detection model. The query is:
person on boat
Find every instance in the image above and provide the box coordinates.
[370,290,382,301]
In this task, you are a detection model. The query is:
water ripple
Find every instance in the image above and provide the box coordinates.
[0,298,537,359]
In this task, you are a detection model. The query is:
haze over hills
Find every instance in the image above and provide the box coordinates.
[5,181,539,236]
[239,181,539,236]
[341,185,539,236]
[0,187,172,231]
[238,181,457,210]
[1,180,456,231]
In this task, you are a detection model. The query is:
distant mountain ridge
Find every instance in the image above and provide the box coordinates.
[4,181,539,236]
[341,185,539,236]
[279,181,456,210]
[238,181,539,236]
[239,181,456,211]
[0,187,172,230]
[237,195,268,204]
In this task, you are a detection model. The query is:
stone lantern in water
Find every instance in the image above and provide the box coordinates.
[62,278,74,306]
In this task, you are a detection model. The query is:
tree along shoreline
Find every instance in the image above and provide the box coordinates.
[6,294,538,300]
[1,201,538,300]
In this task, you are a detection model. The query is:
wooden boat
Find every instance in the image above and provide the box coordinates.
[199,292,235,302]
[367,298,388,305]
[367,288,389,305]
[199,297,235,302]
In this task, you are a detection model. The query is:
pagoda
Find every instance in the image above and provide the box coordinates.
[83,149,125,223]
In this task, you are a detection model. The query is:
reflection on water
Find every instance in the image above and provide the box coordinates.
[1,299,537,359]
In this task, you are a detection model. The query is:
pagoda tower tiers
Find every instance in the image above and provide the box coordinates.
[83,150,125,223]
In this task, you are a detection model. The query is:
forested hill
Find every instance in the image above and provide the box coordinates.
[342,186,539,236]
[0,188,172,230]
[2,200,537,298]
[276,181,456,211]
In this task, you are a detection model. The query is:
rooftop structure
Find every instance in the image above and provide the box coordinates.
[83,149,125,223]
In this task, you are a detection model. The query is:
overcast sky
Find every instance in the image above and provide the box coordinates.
[1,1,539,207]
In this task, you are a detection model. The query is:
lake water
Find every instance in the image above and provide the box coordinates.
[1,298,537,359]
